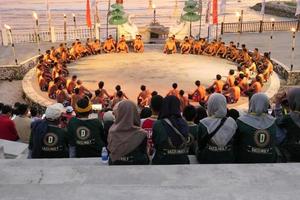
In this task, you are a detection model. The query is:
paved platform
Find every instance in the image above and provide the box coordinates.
[0,158,300,200]
[22,47,280,110]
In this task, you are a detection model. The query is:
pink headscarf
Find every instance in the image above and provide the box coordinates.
[108,100,147,162]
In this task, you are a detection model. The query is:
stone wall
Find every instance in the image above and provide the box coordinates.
[272,58,300,85]
[0,56,39,80]
[251,1,299,19]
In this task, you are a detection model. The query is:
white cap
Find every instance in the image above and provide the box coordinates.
[103,111,115,122]
[66,106,74,113]
[45,103,64,120]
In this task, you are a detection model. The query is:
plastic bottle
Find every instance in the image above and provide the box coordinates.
[101,147,109,164]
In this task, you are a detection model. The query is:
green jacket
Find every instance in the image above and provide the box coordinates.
[29,124,69,159]
[196,123,235,164]
[67,117,106,158]
[152,120,190,165]
[236,119,277,163]
[276,114,300,162]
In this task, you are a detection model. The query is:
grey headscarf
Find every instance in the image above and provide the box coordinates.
[201,93,237,147]
[239,93,275,130]
[288,88,300,128]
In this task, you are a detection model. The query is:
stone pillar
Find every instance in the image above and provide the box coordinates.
[50,26,56,43]
[95,23,101,40]
[1,28,9,46]
[0,146,4,159]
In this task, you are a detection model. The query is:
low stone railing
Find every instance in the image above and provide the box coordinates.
[272,58,300,85]
[0,56,39,80]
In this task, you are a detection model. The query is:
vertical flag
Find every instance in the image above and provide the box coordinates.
[261,0,266,15]
[212,0,218,24]
[296,0,300,16]
[46,0,52,28]
[206,0,211,24]
[86,0,92,28]
[220,0,226,15]
[95,0,100,24]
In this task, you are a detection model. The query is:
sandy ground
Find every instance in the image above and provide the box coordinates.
[0,80,25,105]
[68,52,238,100]
[27,49,275,109]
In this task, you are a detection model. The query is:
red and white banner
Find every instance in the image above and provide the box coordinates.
[261,0,266,15]
[219,0,226,15]
[296,0,300,16]
[205,0,211,24]
[212,0,218,24]
[86,0,92,28]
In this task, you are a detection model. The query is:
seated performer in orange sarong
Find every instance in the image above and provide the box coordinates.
[163,36,177,54]
[92,39,102,54]
[137,85,151,107]
[103,36,116,53]
[133,35,144,53]
[188,80,206,103]
[117,37,129,53]
[180,36,192,54]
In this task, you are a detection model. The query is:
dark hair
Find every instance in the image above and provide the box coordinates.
[14,102,21,109]
[179,90,184,96]
[54,77,60,84]
[140,107,152,119]
[74,88,80,95]
[195,80,200,86]
[241,44,246,48]
[172,83,178,89]
[18,104,28,115]
[0,103,4,113]
[239,73,245,79]
[87,93,93,99]
[58,84,64,90]
[95,89,101,96]
[227,109,240,121]
[76,98,91,116]
[151,91,158,96]
[216,74,222,80]
[234,80,239,86]
[229,69,235,75]
[194,106,207,124]
[150,95,163,113]
[183,105,197,121]
[141,85,146,91]
[72,75,77,80]
[2,105,12,115]
[30,107,38,117]
[98,81,104,89]
[115,85,121,91]
[255,48,259,51]
[117,91,123,98]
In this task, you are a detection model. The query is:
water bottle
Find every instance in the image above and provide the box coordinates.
[101,147,109,164]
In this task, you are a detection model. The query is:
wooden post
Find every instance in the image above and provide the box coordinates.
[297,16,300,31]
[221,22,224,35]
[240,10,244,34]
[259,20,263,33]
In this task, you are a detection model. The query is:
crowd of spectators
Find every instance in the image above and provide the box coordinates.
[0,86,299,164]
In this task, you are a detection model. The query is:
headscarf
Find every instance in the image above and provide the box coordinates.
[108,100,147,162]
[200,93,237,147]
[239,93,275,130]
[158,96,189,147]
[288,88,300,128]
